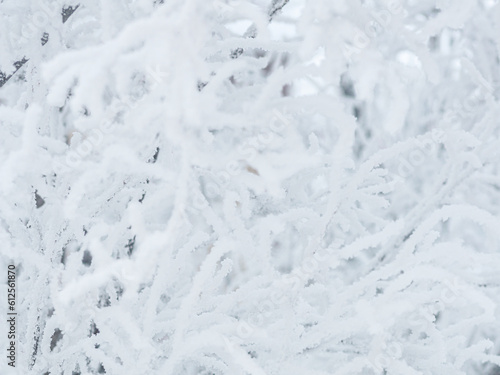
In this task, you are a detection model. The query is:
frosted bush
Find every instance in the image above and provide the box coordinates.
[0,0,500,374]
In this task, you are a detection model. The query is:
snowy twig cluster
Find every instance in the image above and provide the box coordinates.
[1,0,500,374]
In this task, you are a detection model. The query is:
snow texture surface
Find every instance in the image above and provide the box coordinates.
[1,0,500,374]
